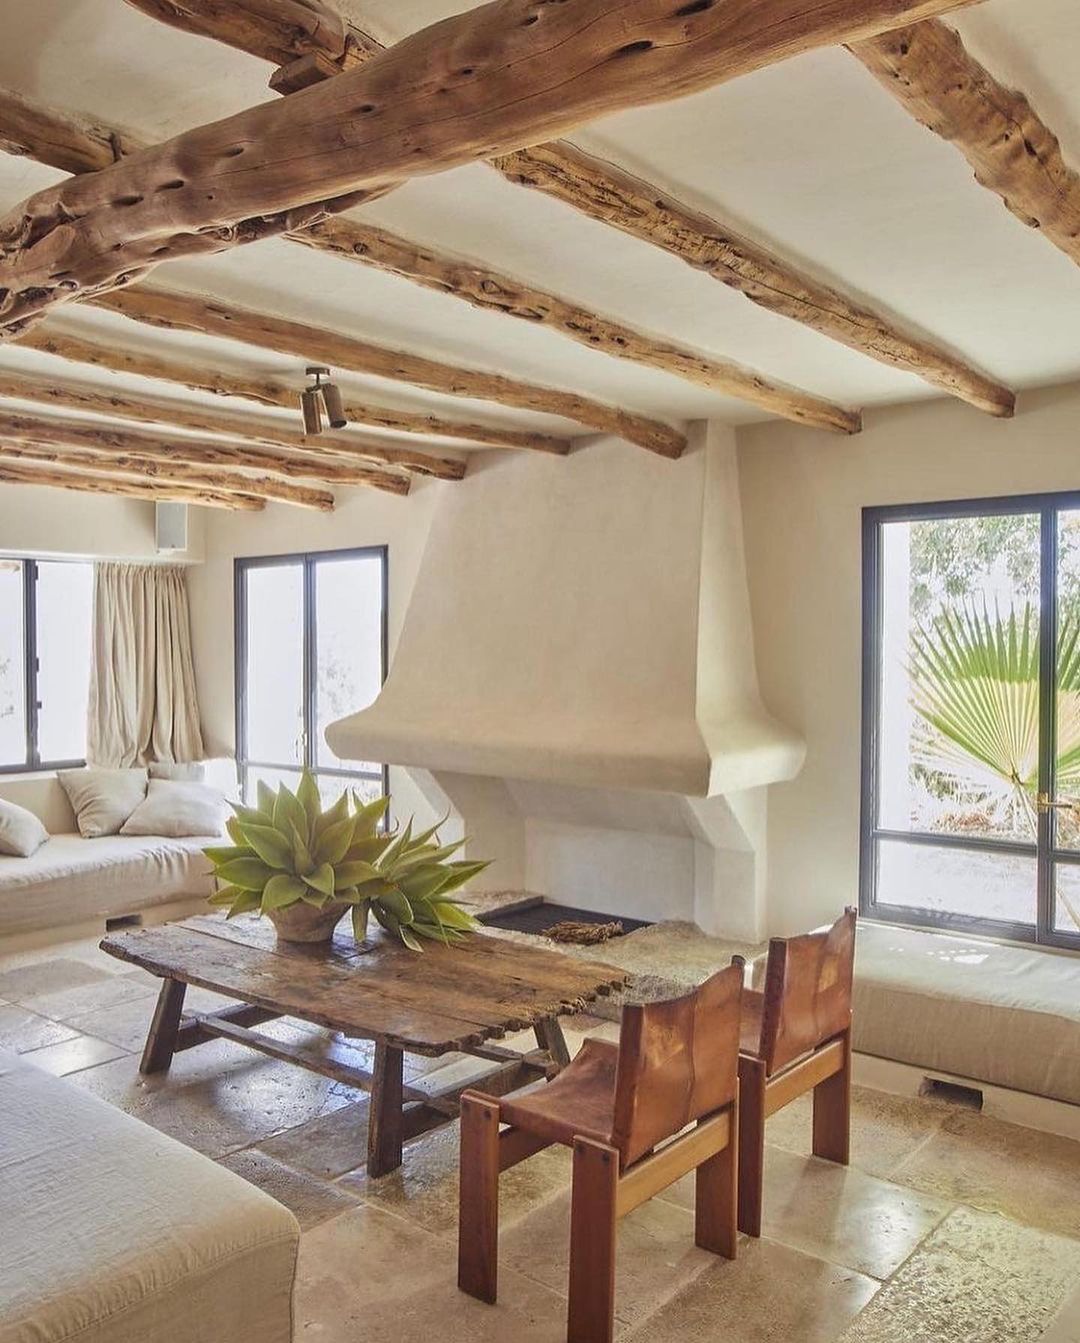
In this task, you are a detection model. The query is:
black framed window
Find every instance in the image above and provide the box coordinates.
[861,492,1080,952]
[234,546,388,807]
[0,557,94,773]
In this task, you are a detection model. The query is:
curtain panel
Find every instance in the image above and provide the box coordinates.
[87,562,205,767]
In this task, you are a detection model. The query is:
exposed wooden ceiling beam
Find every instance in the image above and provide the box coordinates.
[0,89,857,438]
[493,142,1015,418]
[87,286,688,457]
[0,459,264,510]
[0,434,334,511]
[0,368,439,484]
[850,20,1080,269]
[113,0,1009,420]
[293,221,861,434]
[0,404,409,495]
[16,325,562,459]
[0,0,981,334]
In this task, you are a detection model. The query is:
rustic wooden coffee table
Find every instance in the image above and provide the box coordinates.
[100,913,627,1176]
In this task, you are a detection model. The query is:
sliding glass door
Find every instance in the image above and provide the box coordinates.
[861,493,1080,951]
[235,547,387,807]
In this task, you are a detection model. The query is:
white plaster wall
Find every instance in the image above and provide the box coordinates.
[0,481,204,562]
[737,381,1080,936]
[186,476,444,825]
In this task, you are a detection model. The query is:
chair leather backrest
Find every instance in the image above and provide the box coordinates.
[760,907,856,1076]
[610,960,742,1168]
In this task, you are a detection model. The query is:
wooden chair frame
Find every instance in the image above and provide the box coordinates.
[458,1087,738,1343]
[737,907,856,1237]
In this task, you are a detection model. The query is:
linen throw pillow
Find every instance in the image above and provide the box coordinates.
[148,761,206,783]
[0,798,49,858]
[58,768,149,838]
[120,780,228,838]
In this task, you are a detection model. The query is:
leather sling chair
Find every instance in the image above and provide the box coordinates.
[458,960,744,1343]
[737,906,857,1238]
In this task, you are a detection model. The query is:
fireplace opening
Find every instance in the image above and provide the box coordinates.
[481,901,651,940]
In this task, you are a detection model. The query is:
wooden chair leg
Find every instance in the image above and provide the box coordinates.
[737,1057,767,1238]
[458,1092,502,1305]
[694,1094,738,1260]
[812,1029,851,1166]
[568,1137,619,1343]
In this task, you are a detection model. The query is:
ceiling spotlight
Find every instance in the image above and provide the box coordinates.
[300,366,347,434]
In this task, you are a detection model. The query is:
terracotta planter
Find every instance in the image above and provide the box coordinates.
[266,901,345,944]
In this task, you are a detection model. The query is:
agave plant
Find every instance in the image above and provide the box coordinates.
[204,771,488,951]
[909,601,1080,926]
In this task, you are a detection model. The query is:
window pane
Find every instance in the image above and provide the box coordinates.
[244,563,304,766]
[0,560,25,767]
[878,513,1041,844]
[1052,510,1080,850]
[1054,863,1080,935]
[876,838,1036,925]
[36,561,93,763]
[314,555,383,772]
[246,764,301,804]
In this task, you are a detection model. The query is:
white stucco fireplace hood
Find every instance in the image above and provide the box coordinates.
[326,423,804,940]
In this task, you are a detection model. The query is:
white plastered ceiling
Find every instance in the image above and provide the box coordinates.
[0,0,1078,454]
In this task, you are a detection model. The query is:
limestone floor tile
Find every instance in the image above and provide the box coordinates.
[838,1207,1080,1343]
[339,1121,571,1238]
[625,1234,879,1343]
[66,994,160,1052]
[217,1147,361,1229]
[27,974,158,1023]
[259,1100,373,1178]
[892,1110,1080,1240]
[66,1041,362,1156]
[658,1148,951,1280]
[765,1084,950,1181]
[0,1002,80,1053]
[21,1033,129,1076]
[499,1187,716,1329]
[296,1202,570,1343]
[0,957,109,1003]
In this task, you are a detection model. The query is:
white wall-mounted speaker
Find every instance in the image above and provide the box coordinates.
[155,501,188,554]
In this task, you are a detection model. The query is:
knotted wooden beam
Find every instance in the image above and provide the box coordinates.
[16,322,569,459]
[0,406,409,495]
[0,459,265,510]
[0,0,981,335]
[851,20,1080,268]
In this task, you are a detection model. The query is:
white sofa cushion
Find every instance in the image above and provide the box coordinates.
[0,835,215,938]
[0,799,48,858]
[148,760,206,782]
[0,1048,298,1343]
[120,780,227,839]
[58,769,148,838]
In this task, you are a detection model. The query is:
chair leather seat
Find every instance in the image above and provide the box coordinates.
[498,1037,618,1149]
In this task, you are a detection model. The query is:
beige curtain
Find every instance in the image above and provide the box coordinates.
[87,563,205,767]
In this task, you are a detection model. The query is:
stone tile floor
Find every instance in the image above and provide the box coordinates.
[3,930,1080,1342]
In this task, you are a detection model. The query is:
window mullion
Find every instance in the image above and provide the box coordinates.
[24,560,39,770]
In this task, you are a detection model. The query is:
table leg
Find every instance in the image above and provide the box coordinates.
[367,1041,404,1177]
[140,977,187,1075]
[534,1015,571,1071]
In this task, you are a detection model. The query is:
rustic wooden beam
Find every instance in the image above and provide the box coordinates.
[114,0,1010,418]
[16,325,566,458]
[0,84,857,435]
[0,0,982,333]
[0,434,334,510]
[0,406,408,495]
[293,220,861,435]
[850,20,1080,269]
[0,87,144,175]
[88,286,687,457]
[0,369,430,484]
[494,141,1014,418]
[0,458,265,510]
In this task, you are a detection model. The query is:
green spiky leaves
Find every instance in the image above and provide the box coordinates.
[203,773,487,951]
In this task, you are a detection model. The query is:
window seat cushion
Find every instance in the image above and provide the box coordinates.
[854,921,1080,1107]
